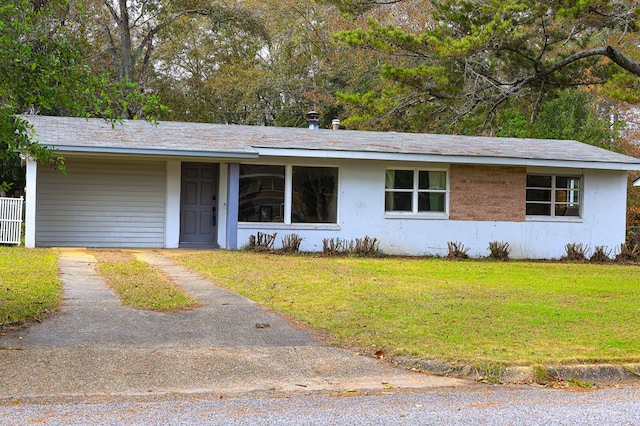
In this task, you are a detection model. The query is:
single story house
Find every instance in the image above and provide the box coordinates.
[22,115,640,258]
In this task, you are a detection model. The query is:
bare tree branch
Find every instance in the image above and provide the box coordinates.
[131,9,208,64]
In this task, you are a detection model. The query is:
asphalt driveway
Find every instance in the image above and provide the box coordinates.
[0,249,469,399]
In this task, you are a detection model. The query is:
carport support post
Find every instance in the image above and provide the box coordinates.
[24,158,37,248]
[226,163,239,250]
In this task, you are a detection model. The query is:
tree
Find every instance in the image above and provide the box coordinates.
[78,0,268,119]
[0,0,163,194]
[151,0,389,128]
[149,1,270,124]
[328,0,640,134]
[497,90,617,148]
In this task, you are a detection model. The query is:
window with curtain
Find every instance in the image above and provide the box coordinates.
[385,169,447,214]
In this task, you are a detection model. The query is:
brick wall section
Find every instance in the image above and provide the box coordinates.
[449,164,526,222]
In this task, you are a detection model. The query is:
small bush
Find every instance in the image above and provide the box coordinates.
[562,243,589,261]
[447,241,469,260]
[354,236,380,256]
[615,243,640,263]
[281,234,303,253]
[487,241,510,261]
[246,232,277,252]
[322,236,382,257]
[322,237,346,256]
[589,246,611,263]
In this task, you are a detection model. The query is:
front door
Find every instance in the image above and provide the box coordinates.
[180,163,219,247]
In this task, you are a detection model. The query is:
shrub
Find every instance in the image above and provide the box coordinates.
[354,236,380,256]
[322,236,382,257]
[562,243,589,261]
[627,205,640,229]
[246,232,277,251]
[627,226,640,247]
[589,246,611,263]
[322,237,346,256]
[447,241,469,260]
[280,234,303,253]
[615,243,640,263]
[487,241,510,261]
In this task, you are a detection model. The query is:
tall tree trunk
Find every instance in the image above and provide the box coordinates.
[118,0,134,84]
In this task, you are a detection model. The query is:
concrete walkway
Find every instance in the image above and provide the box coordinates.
[0,249,470,399]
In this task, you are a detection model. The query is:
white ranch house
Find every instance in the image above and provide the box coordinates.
[22,115,640,258]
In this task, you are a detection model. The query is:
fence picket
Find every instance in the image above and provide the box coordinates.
[0,197,24,245]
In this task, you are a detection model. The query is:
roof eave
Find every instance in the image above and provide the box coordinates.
[254,147,640,171]
[45,145,259,160]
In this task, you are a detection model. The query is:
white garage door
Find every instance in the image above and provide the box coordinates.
[36,158,166,247]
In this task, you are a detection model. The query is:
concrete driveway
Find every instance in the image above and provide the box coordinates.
[0,249,470,399]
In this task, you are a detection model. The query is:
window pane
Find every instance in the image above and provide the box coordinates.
[556,176,580,189]
[527,175,552,187]
[239,165,285,222]
[526,189,551,202]
[418,192,445,212]
[557,204,580,217]
[292,166,338,223]
[385,192,412,211]
[419,171,446,190]
[526,203,551,215]
[386,169,413,189]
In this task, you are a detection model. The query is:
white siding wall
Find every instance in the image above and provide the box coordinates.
[36,158,166,247]
[237,158,629,259]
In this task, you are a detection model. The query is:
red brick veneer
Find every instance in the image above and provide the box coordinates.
[449,164,526,222]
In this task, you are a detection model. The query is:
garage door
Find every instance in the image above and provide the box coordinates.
[36,158,166,247]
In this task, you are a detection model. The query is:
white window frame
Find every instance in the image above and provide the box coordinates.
[384,168,449,218]
[239,163,340,226]
[526,174,582,219]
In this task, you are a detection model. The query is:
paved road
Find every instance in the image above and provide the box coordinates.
[2,382,639,425]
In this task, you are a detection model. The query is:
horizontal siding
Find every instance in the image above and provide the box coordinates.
[36,159,166,247]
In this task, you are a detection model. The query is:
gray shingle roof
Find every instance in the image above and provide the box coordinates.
[25,115,258,158]
[24,115,640,168]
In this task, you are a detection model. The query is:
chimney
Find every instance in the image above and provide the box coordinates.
[332,119,340,130]
[306,110,320,130]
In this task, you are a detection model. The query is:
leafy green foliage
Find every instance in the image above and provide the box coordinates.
[0,0,164,192]
[330,0,640,134]
[497,90,616,148]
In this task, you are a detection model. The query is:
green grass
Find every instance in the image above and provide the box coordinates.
[0,247,60,327]
[176,251,640,365]
[95,251,198,311]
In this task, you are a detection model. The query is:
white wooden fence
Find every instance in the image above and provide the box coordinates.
[0,197,24,245]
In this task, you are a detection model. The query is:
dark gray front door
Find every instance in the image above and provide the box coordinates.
[180,163,219,247]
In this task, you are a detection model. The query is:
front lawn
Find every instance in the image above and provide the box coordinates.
[176,251,640,365]
[0,247,60,327]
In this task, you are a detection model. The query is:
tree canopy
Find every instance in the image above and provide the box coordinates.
[0,0,163,194]
[330,0,640,134]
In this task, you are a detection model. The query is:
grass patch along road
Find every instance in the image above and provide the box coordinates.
[176,251,640,366]
[94,250,198,311]
[0,247,60,327]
